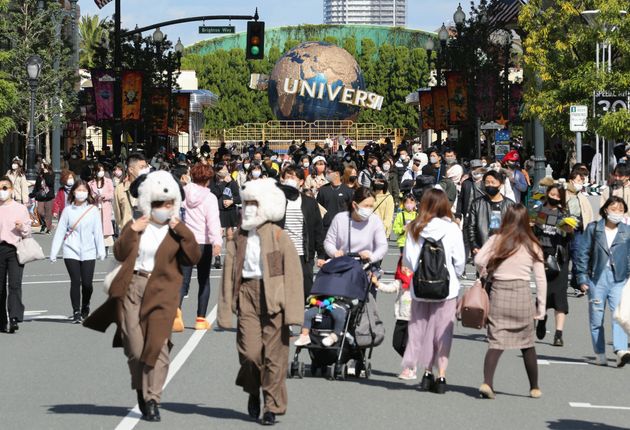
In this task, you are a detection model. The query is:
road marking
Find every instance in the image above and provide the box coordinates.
[24,310,48,315]
[538,359,588,366]
[115,305,218,430]
[569,402,630,411]
[22,275,222,286]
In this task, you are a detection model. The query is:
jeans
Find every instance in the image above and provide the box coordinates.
[0,243,24,327]
[569,230,584,289]
[303,305,347,337]
[587,267,628,354]
[180,244,213,317]
[64,259,95,312]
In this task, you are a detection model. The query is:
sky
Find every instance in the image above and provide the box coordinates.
[78,0,471,47]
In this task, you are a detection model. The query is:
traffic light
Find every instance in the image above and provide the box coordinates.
[246,21,265,60]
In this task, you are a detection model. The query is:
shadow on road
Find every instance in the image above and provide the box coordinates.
[547,419,627,429]
[47,404,130,417]
[161,403,251,421]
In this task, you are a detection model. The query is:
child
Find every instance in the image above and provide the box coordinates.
[294,295,349,347]
[373,259,415,379]
[393,194,418,253]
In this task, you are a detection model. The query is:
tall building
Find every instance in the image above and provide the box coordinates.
[323,0,406,27]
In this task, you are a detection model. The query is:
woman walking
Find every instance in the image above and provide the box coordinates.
[218,178,303,426]
[400,189,465,393]
[173,163,222,332]
[0,176,32,333]
[475,204,547,399]
[50,180,106,323]
[31,160,55,234]
[533,184,572,346]
[5,159,29,205]
[211,163,241,269]
[84,171,201,422]
[566,170,593,297]
[88,163,115,247]
[52,170,76,219]
[372,174,395,239]
[575,196,630,367]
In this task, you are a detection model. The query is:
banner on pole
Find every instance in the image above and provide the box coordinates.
[508,84,523,123]
[122,70,143,121]
[432,86,449,131]
[475,73,497,121]
[446,72,468,123]
[151,88,169,135]
[174,93,190,133]
[91,70,115,121]
[419,90,434,131]
[78,87,97,125]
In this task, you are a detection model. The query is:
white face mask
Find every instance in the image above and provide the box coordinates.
[430,156,439,165]
[573,183,583,192]
[251,170,262,179]
[607,213,624,225]
[243,163,250,170]
[303,162,310,168]
[355,205,373,221]
[0,190,11,201]
[74,191,88,202]
[66,178,75,187]
[243,204,258,219]
[151,207,173,224]
[11,163,18,170]
[283,179,299,189]
[382,163,391,172]
[139,167,151,176]
[97,171,105,178]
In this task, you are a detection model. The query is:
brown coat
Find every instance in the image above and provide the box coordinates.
[84,221,201,367]
[217,222,304,329]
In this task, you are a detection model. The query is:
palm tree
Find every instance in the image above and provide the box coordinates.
[79,14,106,69]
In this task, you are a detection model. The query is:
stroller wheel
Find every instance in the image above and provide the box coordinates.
[335,363,347,381]
[310,363,319,377]
[288,361,299,379]
[364,362,372,379]
[326,364,335,380]
[296,362,305,379]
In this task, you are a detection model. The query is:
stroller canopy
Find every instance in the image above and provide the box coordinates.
[311,256,369,301]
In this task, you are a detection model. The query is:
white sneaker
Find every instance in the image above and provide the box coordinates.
[322,333,339,347]
[616,350,630,368]
[398,367,417,380]
[293,334,311,347]
[594,353,608,366]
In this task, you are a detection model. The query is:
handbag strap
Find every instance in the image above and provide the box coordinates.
[63,206,94,241]
[347,214,352,253]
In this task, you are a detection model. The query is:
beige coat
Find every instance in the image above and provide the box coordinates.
[7,171,29,204]
[218,222,304,328]
[113,179,136,229]
[600,184,630,217]
[566,187,594,228]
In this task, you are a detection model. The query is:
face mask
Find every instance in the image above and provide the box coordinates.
[114,170,122,178]
[349,175,358,183]
[373,182,386,191]
[66,178,75,187]
[283,179,299,189]
[573,183,583,192]
[607,213,624,225]
[271,156,278,161]
[400,155,409,162]
[139,167,150,176]
[430,156,439,164]
[445,157,456,165]
[151,207,173,224]
[485,186,500,197]
[243,204,258,219]
[11,163,18,170]
[481,162,488,168]
[547,197,561,207]
[97,171,105,178]
[303,162,310,168]
[325,173,335,183]
[0,190,10,201]
[74,191,88,202]
[472,172,484,182]
[251,170,262,179]
[382,163,391,172]
[243,163,250,170]
[355,205,373,221]
[404,203,415,212]
[217,170,228,179]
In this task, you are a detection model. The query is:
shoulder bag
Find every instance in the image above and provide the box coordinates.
[15,236,45,264]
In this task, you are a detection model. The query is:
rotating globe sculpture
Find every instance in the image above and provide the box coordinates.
[268,41,366,122]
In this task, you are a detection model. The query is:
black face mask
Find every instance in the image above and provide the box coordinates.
[373,182,386,191]
[349,175,358,182]
[547,197,561,207]
[485,186,500,197]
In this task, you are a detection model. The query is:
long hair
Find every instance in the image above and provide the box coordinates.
[67,179,95,205]
[487,204,542,274]
[545,184,566,211]
[408,188,452,241]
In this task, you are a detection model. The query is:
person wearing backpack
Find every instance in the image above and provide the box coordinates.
[400,189,465,394]
[474,204,547,400]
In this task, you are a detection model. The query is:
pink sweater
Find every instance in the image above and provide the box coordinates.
[474,234,547,313]
[0,200,32,245]
[183,183,222,247]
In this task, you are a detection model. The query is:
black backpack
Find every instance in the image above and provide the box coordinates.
[413,237,450,300]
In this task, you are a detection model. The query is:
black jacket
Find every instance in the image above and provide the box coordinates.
[31,172,55,202]
[277,185,326,262]
[316,182,354,231]
[457,178,485,220]
[466,195,515,250]
[210,179,241,212]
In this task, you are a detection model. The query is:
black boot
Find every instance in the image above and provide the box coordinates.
[137,390,147,417]
[261,411,276,426]
[8,318,19,333]
[432,377,447,394]
[420,371,434,391]
[553,330,564,347]
[213,256,222,269]
[247,394,260,420]
[144,400,160,422]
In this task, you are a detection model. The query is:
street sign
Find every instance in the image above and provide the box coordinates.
[570,105,588,132]
[593,91,630,117]
[199,26,235,34]
[495,129,511,142]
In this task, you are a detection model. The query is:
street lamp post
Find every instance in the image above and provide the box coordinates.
[437,23,449,86]
[26,55,43,181]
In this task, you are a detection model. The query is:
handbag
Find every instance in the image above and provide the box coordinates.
[15,237,45,264]
[457,278,490,329]
[545,253,561,280]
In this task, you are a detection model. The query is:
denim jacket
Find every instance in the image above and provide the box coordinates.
[575,220,630,286]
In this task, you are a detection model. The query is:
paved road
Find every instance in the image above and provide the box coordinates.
[1,232,629,430]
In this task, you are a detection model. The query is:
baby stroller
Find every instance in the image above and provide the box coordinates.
[289,254,384,381]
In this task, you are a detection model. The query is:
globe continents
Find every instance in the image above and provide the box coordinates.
[268,41,365,122]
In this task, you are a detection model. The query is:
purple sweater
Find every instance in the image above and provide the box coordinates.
[324,211,388,263]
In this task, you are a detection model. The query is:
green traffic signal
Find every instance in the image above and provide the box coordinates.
[251,46,260,56]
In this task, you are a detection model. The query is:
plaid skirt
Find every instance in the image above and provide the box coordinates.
[487,279,535,350]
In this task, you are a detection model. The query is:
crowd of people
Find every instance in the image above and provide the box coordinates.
[1,137,629,425]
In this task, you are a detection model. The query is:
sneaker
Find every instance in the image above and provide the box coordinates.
[574,289,585,298]
[293,334,311,347]
[81,306,90,319]
[72,311,82,324]
[194,317,211,331]
[322,333,338,347]
[616,350,630,368]
[594,353,608,366]
[553,334,564,347]
[536,316,547,340]
[183,294,189,299]
[397,367,417,380]
[420,371,434,391]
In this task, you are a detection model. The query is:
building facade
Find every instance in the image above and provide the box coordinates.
[323,0,406,27]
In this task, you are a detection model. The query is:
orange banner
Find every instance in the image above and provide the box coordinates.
[446,71,468,123]
[419,90,434,130]
[174,93,190,133]
[432,86,449,131]
[122,70,143,121]
[151,88,169,135]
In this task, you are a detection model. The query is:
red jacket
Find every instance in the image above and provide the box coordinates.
[52,189,68,217]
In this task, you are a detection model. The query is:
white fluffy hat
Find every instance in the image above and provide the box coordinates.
[239,178,286,230]
[130,170,184,217]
